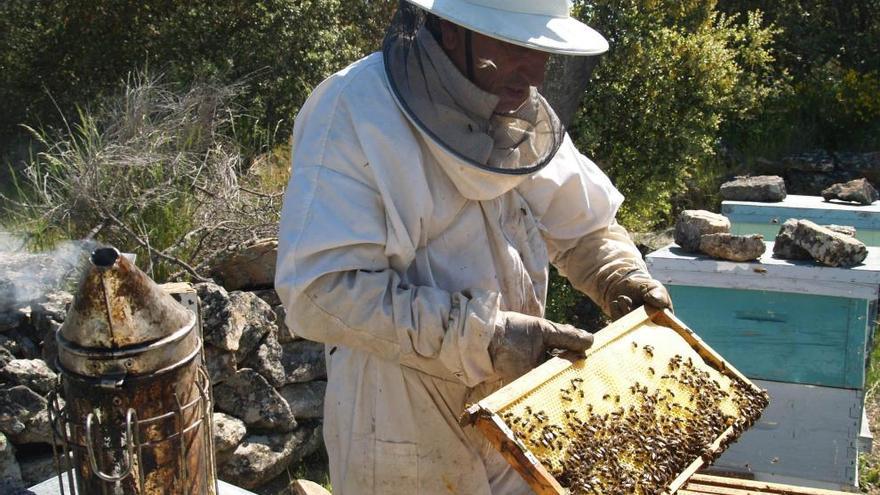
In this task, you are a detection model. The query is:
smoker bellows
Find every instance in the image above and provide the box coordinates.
[48,247,218,494]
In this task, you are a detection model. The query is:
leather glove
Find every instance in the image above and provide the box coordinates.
[606,270,673,320]
[489,311,594,381]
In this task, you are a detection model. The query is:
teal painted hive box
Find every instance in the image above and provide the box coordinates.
[645,243,880,390]
[722,194,880,246]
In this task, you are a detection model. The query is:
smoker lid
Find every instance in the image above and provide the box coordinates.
[59,247,194,350]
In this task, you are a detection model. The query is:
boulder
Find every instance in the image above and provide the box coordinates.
[0,359,57,395]
[0,385,55,445]
[774,220,857,260]
[213,369,295,431]
[243,330,285,388]
[791,220,868,267]
[282,340,327,384]
[203,344,237,385]
[719,175,787,202]
[293,479,333,495]
[0,433,23,493]
[196,283,275,358]
[212,412,247,466]
[280,381,326,419]
[698,234,766,262]
[674,210,731,252]
[822,178,879,205]
[209,238,278,291]
[18,452,57,486]
[221,424,322,489]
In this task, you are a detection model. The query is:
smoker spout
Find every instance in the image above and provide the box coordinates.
[57,245,197,377]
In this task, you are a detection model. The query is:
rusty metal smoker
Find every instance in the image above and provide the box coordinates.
[48,247,218,494]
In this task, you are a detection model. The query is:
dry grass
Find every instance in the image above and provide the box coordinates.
[2,73,284,283]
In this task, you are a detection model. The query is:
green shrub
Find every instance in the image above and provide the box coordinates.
[570,1,779,230]
[717,1,880,154]
[0,0,396,152]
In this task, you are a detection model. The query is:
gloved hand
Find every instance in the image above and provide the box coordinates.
[606,270,673,320]
[489,311,594,381]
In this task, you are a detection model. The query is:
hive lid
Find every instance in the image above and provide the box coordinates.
[59,247,193,350]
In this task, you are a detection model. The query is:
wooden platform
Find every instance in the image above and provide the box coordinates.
[682,474,856,494]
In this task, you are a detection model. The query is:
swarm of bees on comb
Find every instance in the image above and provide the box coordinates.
[499,342,769,495]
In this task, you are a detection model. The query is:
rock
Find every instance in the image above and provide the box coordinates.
[834,151,880,185]
[0,331,40,360]
[0,359,57,395]
[0,385,55,445]
[774,220,857,260]
[0,348,12,369]
[0,433,23,493]
[719,175,787,202]
[196,283,275,358]
[630,228,675,257]
[212,412,247,466]
[243,331,285,388]
[18,452,57,486]
[254,290,297,343]
[204,344,237,385]
[674,210,731,252]
[822,178,879,205]
[293,479,332,495]
[791,219,868,267]
[209,238,278,291]
[213,369,295,431]
[783,150,835,173]
[222,424,322,489]
[282,340,327,384]
[698,234,766,262]
[280,381,326,419]
[28,291,72,345]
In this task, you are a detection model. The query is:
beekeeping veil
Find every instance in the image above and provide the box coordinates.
[382,0,608,178]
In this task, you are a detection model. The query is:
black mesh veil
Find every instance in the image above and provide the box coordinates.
[381,1,566,176]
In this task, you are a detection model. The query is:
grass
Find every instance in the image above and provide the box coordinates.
[861,323,880,493]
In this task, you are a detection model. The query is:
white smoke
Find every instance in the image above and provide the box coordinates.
[0,228,97,315]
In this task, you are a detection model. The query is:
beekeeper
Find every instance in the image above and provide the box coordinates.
[275,0,672,493]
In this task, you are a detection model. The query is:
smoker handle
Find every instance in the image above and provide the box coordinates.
[85,409,140,482]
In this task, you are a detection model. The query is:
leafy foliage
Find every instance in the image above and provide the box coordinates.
[570,0,780,229]
[0,0,395,150]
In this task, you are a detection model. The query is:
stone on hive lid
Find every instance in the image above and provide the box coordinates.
[699,233,766,262]
[674,210,730,252]
[790,219,868,267]
[774,220,857,260]
[720,175,787,202]
[822,178,879,205]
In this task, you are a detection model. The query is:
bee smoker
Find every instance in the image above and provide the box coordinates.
[48,247,218,494]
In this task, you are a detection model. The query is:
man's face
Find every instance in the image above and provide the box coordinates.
[439,21,550,114]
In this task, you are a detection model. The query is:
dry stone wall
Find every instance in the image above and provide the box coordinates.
[0,251,326,494]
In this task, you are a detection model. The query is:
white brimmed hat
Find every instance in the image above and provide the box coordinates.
[404,0,608,56]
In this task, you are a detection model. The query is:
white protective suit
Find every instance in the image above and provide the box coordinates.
[275,29,648,495]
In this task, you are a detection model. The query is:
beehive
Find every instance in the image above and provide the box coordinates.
[464,308,769,495]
